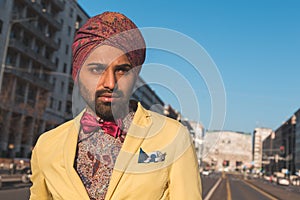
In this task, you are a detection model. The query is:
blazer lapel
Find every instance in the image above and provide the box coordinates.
[63,111,90,200]
[105,103,152,199]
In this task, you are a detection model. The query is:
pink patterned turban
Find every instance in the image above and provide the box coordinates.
[72,11,146,81]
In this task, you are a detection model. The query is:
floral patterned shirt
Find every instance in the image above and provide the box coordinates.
[74,111,135,200]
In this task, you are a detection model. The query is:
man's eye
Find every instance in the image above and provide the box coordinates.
[116,68,128,74]
[116,66,131,75]
[90,67,104,74]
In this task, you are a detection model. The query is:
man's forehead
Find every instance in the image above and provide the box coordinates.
[84,46,130,66]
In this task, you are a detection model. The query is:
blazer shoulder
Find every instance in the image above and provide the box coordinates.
[35,119,75,147]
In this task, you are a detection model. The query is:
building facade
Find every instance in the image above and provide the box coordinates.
[252,127,273,170]
[262,113,297,175]
[0,0,89,158]
[202,131,252,171]
[132,78,165,115]
[295,109,300,174]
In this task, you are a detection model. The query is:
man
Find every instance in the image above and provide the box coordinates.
[30,11,202,200]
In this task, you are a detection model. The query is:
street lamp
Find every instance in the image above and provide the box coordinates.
[0,17,37,94]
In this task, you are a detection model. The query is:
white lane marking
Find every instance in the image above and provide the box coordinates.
[204,177,222,200]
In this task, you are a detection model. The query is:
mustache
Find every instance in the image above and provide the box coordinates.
[95,89,124,98]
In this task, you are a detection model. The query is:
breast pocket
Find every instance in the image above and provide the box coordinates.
[117,168,169,200]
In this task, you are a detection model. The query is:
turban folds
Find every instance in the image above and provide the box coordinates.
[72,11,146,81]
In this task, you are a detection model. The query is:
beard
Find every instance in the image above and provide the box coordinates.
[94,97,128,121]
[78,80,129,121]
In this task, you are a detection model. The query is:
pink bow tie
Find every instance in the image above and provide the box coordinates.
[80,112,125,140]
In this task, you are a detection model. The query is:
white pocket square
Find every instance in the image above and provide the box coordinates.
[138,148,166,163]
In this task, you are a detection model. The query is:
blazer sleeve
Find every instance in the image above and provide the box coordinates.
[30,144,52,200]
[169,130,202,200]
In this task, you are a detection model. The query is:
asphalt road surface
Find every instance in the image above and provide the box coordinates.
[1,173,300,199]
[202,172,300,200]
[0,185,30,200]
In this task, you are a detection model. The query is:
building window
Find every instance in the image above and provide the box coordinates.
[58,101,62,111]
[75,16,82,31]
[6,51,17,66]
[55,57,59,68]
[17,80,27,96]
[63,63,67,73]
[75,21,80,30]
[41,68,49,81]
[27,85,37,107]
[28,85,37,100]
[32,63,40,78]
[41,0,47,12]
[68,81,73,95]
[52,77,56,86]
[0,20,2,34]
[45,47,53,59]
[23,33,32,47]
[11,25,22,39]
[222,160,230,167]
[37,20,46,33]
[34,40,42,54]
[69,8,73,18]
[61,81,65,92]
[66,101,72,114]
[15,80,27,104]
[20,56,30,72]
[68,26,71,36]
[49,97,54,109]
[65,44,69,55]
[236,161,242,168]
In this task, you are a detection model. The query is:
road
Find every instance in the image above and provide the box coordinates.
[0,182,30,200]
[1,172,300,199]
[202,172,300,200]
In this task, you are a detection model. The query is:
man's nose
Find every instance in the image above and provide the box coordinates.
[97,69,116,90]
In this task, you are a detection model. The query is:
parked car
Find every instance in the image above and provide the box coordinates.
[21,167,32,183]
[277,177,289,186]
[263,173,272,182]
[201,170,211,176]
[290,176,300,186]
[272,174,278,183]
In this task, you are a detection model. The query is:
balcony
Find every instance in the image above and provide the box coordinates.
[19,21,59,50]
[23,0,62,30]
[9,39,56,71]
[52,0,65,11]
[8,68,53,91]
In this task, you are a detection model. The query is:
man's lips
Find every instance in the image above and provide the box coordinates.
[97,93,120,102]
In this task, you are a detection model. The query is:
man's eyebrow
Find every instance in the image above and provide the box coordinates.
[86,63,107,68]
[116,63,133,68]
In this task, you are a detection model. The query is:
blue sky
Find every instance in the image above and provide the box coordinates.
[77,0,300,133]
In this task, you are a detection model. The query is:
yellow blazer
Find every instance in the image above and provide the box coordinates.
[30,103,202,200]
